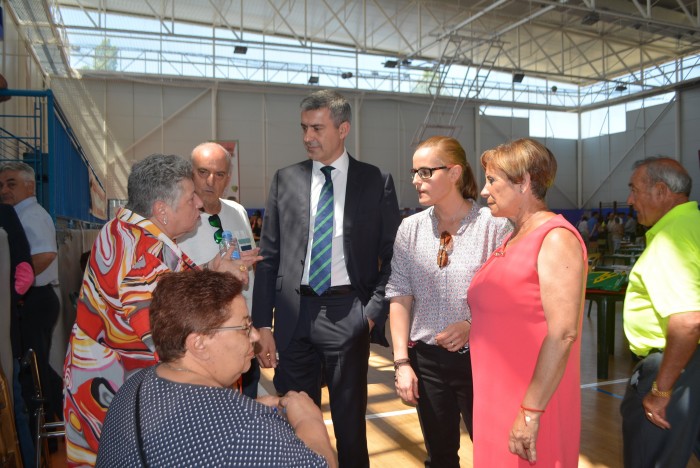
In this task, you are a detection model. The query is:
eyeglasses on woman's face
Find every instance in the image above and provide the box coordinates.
[209,317,253,336]
[208,214,223,244]
[410,166,450,180]
[437,231,453,268]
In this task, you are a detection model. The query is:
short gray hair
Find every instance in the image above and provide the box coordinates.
[633,157,692,196]
[0,161,35,182]
[300,90,351,128]
[126,154,193,217]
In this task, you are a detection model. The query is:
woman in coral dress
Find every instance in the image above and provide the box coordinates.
[468,138,587,467]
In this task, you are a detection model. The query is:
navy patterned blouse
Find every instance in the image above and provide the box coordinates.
[96,366,328,467]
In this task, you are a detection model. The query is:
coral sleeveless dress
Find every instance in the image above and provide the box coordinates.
[468,215,585,467]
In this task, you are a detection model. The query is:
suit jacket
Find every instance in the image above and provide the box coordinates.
[252,155,400,350]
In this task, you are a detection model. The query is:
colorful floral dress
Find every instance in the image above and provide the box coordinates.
[63,208,197,466]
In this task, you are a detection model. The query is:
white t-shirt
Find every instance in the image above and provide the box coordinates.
[178,199,256,310]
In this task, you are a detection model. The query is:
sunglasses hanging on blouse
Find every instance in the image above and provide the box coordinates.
[438,231,452,268]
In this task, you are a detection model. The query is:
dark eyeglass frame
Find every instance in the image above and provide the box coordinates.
[209,318,253,336]
[437,231,452,269]
[410,166,449,180]
[208,214,223,244]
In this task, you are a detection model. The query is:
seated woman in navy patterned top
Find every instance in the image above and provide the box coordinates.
[96,269,336,468]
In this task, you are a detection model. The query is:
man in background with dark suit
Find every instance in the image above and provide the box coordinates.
[253,90,400,467]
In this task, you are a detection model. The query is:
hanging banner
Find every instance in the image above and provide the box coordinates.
[89,171,107,220]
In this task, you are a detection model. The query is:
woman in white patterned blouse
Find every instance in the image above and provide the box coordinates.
[387,136,511,468]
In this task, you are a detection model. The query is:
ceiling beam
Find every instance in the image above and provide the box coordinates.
[366,0,417,53]
[317,0,362,49]
[264,0,306,47]
[207,0,243,41]
[531,0,700,35]
[674,0,699,27]
[406,0,510,59]
[142,0,172,34]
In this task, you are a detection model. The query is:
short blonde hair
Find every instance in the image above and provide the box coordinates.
[480,138,557,200]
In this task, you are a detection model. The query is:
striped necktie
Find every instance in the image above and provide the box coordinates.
[309,166,335,295]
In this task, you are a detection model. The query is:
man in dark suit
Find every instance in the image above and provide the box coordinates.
[253,90,400,468]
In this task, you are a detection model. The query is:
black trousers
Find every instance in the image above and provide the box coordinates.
[620,346,700,468]
[17,285,63,429]
[274,293,370,468]
[409,342,473,468]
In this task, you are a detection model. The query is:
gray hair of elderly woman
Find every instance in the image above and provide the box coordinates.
[300,90,351,128]
[126,154,192,217]
[0,161,35,181]
[633,156,692,197]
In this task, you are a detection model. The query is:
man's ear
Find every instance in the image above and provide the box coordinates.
[27,179,37,196]
[653,181,668,198]
[338,121,350,140]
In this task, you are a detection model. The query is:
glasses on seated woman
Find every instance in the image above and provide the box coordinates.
[96,270,337,468]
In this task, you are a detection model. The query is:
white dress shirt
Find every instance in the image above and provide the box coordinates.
[301,151,351,287]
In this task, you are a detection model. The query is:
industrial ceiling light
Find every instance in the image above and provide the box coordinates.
[551,86,558,93]
[581,11,600,26]
[401,59,411,66]
[615,84,627,92]
[512,72,525,83]
[384,60,398,68]
[341,72,353,79]
[308,76,319,84]
[233,46,248,54]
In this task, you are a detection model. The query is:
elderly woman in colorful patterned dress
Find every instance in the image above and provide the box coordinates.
[63,153,261,466]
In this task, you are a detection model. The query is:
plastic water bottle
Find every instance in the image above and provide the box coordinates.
[219,230,241,260]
